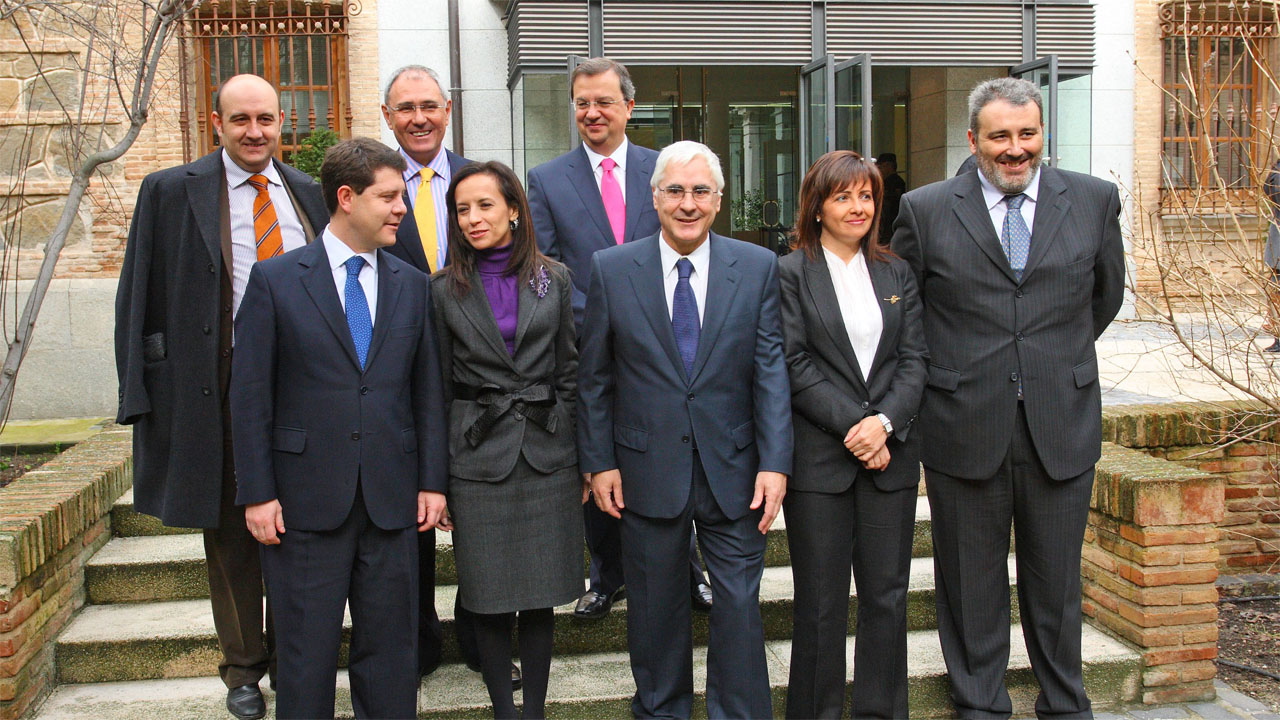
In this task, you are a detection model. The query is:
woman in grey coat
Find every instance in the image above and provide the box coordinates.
[433,161,583,719]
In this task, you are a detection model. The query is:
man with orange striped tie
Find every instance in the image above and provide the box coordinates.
[114,73,329,720]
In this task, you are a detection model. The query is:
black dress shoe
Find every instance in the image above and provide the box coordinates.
[511,662,523,691]
[573,587,623,619]
[226,684,266,720]
[1266,339,1280,352]
[692,582,713,613]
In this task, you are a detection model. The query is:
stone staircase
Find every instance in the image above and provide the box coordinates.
[31,489,1141,719]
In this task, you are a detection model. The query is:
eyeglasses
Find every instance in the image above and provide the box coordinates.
[656,185,720,203]
[573,98,623,111]
[390,102,446,116]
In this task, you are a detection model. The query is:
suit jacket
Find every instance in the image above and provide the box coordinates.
[387,149,472,274]
[779,249,926,493]
[430,263,578,482]
[576,232,793,520]
[890,166,1125,481]
[229,239,448,531]
[114,150,328,528]
[527,143,661,329]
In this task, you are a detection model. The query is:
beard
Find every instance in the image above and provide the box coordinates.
[977,150,1042,194]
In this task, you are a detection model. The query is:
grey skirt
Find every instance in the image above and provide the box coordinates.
[449,457,584,614]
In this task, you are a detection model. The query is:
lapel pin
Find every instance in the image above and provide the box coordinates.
[885,295,900,304]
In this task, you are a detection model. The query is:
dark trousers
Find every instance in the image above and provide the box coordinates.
[418,530,480,672]
[204,425,272,689]
[584,502,707,596]
[927,405,1094,720]
[262,486,420,720]
[620,459,771,720]
[783,479,916,720]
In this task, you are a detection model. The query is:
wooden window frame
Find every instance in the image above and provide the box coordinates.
[187,0,352,161]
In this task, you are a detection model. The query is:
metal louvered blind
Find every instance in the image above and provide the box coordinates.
[507,1,590,69]
[1035,5,1096,69]
[826,4,1023,65]
[602,2,812,64]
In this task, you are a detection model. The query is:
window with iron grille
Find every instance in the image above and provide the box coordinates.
[188,0,351,160]
[1160,1,1277,211]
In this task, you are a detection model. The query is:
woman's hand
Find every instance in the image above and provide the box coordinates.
[582,473,592,505]
[844,416,888,461]
[861,445,891,471]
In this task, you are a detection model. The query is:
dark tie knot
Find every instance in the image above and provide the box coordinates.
[676,257,693,280]
[345,255,365,278]
[1004,193,1027,210]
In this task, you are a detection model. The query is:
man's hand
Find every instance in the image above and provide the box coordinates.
[246,500,285,545]
[418,491,450,532]
[861,445,891,471]
[844,416,888,461]
[590,469,625,519]
[581,473,592,505]
[750,471,787,534]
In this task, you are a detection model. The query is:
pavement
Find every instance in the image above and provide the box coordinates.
[1089,681,1280,720]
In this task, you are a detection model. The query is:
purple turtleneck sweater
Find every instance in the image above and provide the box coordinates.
[476,243,519,356]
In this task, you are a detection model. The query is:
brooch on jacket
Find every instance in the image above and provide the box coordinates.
[885,295,900,304]
[529,265,550,298]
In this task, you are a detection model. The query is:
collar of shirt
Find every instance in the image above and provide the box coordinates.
[584,137,629,178]
[977,162,1041,211]
[322,225,379,276]
[399,146,452,188]
[821,245,868,275]
[658,232,711,280]
[222,149,283,189]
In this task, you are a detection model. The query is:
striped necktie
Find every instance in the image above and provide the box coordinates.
[248,174,283,261]
[415,167,438,271]
[1001,193,1030,281]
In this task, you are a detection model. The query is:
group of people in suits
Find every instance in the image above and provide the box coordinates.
[115,55,1124,720]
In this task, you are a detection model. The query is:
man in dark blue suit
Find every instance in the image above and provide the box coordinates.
[378,63,494,682]
[577,141,792,719]
[528,57,710,619]
[231,138,449,719]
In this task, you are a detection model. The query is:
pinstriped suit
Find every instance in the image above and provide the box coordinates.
[891,166,1124,718]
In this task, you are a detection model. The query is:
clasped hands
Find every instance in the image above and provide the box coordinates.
[845,415,890,470]
[583,468,787,535]
[245,490,451,545]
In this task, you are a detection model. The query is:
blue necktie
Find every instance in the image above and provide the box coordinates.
[1002,193,1031,281]
[344,256,372,369]
[672,257,700,378]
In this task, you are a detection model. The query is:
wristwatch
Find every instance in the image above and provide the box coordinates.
[876,413,894,437]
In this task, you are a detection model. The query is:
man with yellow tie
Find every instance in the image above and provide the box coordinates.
[115,74,330,720]
[378,63,507,687]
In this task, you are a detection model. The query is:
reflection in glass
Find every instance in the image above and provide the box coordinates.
[834,62,862,154]
[520,74,571,177]
[1057,74,1091,174]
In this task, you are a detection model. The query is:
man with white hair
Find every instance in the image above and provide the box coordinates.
[576,140,792,719]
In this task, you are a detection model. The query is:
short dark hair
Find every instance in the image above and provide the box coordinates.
[877,152,897,166]
[320,138,407,213]
[793,150,892,264]
[570,57,636,102]
[444,161,553,296]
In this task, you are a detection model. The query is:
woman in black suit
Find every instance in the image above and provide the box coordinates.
[780,150,927,719]
[433,161,584,719]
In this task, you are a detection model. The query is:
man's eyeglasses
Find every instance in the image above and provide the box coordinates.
[390,102,446,116]
[573,98,623,111]
[656,185,720,203]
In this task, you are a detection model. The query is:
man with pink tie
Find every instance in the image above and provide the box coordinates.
[527,57,711,619]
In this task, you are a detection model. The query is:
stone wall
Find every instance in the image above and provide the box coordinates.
[0,425,131,720]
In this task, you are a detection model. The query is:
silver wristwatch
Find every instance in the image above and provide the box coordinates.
[876,413,893,436]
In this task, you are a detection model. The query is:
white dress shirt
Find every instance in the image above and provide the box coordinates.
[977,164,1040,240]
[823,247,883,382]
[322,226,379,326]
[583,138,629,205]
[659,234,710,325]
[224,149,307,319]
[399,147,452,270]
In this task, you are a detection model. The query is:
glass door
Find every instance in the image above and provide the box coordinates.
[799,55,833,172]
[834,54,872,159]
[1010,55,1059,167]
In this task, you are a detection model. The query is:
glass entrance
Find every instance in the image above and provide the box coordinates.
[1011,56,1059,167]
[834,54,872,159]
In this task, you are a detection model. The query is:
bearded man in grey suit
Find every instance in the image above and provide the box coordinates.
[891,77,1124,719]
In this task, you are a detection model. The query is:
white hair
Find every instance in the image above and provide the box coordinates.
[651,140,725,191]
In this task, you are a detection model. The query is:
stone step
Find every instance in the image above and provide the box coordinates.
[36,623,1140,719]
[58,558,1019,684]
[92,497,936,603]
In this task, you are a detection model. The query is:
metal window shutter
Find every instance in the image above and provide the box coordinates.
[602,2,812,64]
[507,1,590,70]
[826,3,1023,66]
[1035,4,1096,69]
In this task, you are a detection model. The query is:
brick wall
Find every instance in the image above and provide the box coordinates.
[0,425,132,720]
